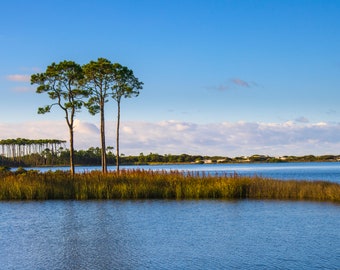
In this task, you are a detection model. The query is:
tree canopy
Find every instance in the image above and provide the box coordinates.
[111,63,144,172]
[82,58,116,173]
[29,58,143,174]
[31,60,88,175]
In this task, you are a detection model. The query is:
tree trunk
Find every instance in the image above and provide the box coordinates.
[116,100,121,173]
[100,100,107,173]
[69,125,75,176]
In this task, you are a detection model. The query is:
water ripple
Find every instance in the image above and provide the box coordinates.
[0,200,339,269]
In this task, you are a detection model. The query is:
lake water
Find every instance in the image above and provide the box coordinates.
[2,162,339,269]
[33,162,340,183]
[1,200,339,270]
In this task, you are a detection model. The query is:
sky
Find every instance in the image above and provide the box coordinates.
[1,0,340,157]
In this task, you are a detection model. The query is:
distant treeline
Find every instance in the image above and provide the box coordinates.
[1,146,340,167]
[0,138,66,159]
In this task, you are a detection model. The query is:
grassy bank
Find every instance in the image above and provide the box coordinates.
[0,169,339,202]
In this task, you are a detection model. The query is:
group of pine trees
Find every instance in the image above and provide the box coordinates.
[31,58,143,175]
[0,138,65,159]
[0,138,66,167]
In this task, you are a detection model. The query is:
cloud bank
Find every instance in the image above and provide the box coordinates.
[1,120,340,157]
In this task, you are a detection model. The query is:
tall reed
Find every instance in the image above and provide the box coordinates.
[0,169,339,202]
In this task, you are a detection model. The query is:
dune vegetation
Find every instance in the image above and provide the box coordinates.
[0,168,339,202]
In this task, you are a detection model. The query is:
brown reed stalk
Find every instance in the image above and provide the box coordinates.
[0,169,339,202]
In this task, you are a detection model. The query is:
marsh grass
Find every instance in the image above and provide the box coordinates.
[0,169,339,202]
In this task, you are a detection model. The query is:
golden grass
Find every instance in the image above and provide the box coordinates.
[0,169,339,202]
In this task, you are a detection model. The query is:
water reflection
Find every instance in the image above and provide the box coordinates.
[58,201,141,269]
[0,200,339,269]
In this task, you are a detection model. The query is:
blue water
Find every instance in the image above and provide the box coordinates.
[3,162,339,269]
[0,200,339,270]
[31,162,340,183]
[130,162,340,182]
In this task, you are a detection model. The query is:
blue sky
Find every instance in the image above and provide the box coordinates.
[1,0,340,156]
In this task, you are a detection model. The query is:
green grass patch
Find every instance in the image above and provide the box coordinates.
[0,169,339,202]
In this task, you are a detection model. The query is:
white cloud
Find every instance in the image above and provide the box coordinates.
[6,74,31,82]
[122,126,133,134]
[313,122,327,127]
[1,120,340,157]
[74,119,100,134]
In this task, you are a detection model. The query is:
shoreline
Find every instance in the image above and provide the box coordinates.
[2,153,340,169]
[3,158,340,170]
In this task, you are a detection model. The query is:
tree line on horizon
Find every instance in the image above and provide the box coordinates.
[0,138,66,159]
[0,148,207,167]
[1,145,339,168]
[30,58,143,175]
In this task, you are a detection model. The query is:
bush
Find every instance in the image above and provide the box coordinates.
[15,167,27,175]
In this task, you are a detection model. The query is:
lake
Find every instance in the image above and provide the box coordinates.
[32,161,340,183]
[2,162,339,269]
[0,200,339,269]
